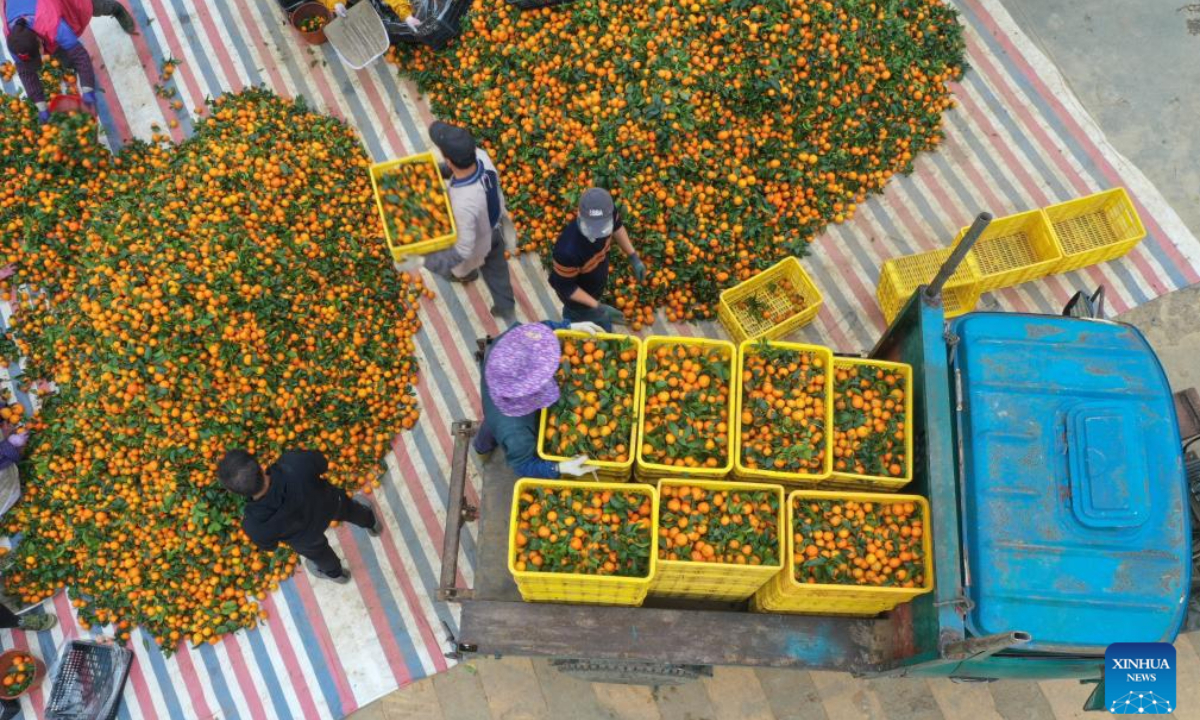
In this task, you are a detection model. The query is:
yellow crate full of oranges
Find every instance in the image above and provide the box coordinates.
[651,479,784,601]
[538,331,642,481]
[754,490,933,616]
[508,479,658,606]
[733,339,834,485]
[826,357,913,492]
[635,336,736,480]
[368,151,457,261]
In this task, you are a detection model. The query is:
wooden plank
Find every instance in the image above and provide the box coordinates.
[459,600,896,671]
[473,456,521,602]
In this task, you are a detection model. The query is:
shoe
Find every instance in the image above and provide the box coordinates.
[351,495,382,537]
[17,613,57,632]
[305,559,352,584]
[113,5,138,34]
[449,270,479,284]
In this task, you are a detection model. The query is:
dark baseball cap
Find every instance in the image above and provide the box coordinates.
[429,121,476,168]
[578,187,614,241]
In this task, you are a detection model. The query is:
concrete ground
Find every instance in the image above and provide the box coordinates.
[351,2,1200,719]
[1001,0,1200,239]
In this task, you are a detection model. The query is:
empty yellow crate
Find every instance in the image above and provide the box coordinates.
[826,358,914,492]
[718,257,823,343]
[650,479,784,601]
[538,331,642,482]
[877,248,983,323]
[952,209,1061,292]
[1045,188,1146,273]
[369,151,457,262]
[754,490,932,615]
[635,336,736,480]
[508,478,658,606]
[733,340,834,485]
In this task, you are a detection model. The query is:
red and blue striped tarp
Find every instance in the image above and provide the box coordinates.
[1,0,1197,717]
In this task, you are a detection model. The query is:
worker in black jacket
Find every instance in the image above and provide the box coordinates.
[218,448,381,584]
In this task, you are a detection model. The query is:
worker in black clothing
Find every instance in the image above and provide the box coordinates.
[218,448,381,584]
[549,187,646,331]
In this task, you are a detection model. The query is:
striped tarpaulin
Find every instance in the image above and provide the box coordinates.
[1,0,1197,717]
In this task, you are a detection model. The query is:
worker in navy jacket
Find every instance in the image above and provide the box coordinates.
[548,187,647,331]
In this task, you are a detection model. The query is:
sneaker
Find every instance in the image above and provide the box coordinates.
[17,613,57,632]
[356,499,383,538]
[449,270,479,284]
[305,559,352,584]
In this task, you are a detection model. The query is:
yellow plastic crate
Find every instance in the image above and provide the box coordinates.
[754,490,932,615]
[1045,188,1146,273]
[635,336,737,480]
[537,331,641,482]
[718,257,823,343]
[732,340,834,485]
[952,209,1061,292]
[650,479,784,601]
[826,358,914,492]
[877,248,983,323]
[369,151,457,262]
[508,478,658,606]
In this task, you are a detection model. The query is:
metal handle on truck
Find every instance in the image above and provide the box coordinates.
[923,212,992,305]
[438,419,479,601]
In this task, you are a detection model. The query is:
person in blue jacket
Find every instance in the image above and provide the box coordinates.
[475,320,604,478]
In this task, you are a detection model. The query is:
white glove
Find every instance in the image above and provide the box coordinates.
[334,3,348,17]
[7,431,28,449]
[558,455,595,478]
[568,321,604,336]
[394,255,423,275]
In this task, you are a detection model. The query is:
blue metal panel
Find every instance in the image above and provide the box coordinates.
[950,314,1190,652]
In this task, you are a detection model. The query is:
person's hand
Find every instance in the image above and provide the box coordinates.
[394,255,423,275]
[599,304,627,327]
[0,264,16,281]
[629,253,647,282]
[7,431,28,449]
[568,321,604,336]
[558,455,595,478]
[37,109,50,124]
[81,91,96,112]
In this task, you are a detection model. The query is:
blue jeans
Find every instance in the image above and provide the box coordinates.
[562,303,613,332]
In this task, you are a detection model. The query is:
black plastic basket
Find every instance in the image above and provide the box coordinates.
[378,0,473,48]
[45,640,133,720]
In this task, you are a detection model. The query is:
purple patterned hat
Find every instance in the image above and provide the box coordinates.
[486,323,561,417]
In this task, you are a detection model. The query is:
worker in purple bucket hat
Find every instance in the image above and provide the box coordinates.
[475,318,605,478]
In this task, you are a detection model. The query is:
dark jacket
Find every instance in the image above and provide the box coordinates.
[242,450,344,552]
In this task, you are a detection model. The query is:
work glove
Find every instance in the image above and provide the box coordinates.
[7,431,28,449]
[629,253,647,282]
[599,304,627,327]
[81,91,96,110]
[558,454,595,478]
[0,264,16,281]
[568,321,604,336]
[394,254,424,275]
[37,110,50,124]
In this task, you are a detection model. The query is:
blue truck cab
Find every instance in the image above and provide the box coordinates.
[875,294,1191,691]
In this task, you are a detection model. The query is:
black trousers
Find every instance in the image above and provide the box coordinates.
[288,493,375,576]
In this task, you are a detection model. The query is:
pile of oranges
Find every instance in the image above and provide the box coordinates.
[398,0,965,326]
[832,362,909,478]
[739,342,829,475]
[0,90,427,652]
[513,484,653,577]
[541,335,638,463]
[639,341,732,470]
[376,158,453,247]
[658,483,779,566]
[792,498,926,588]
